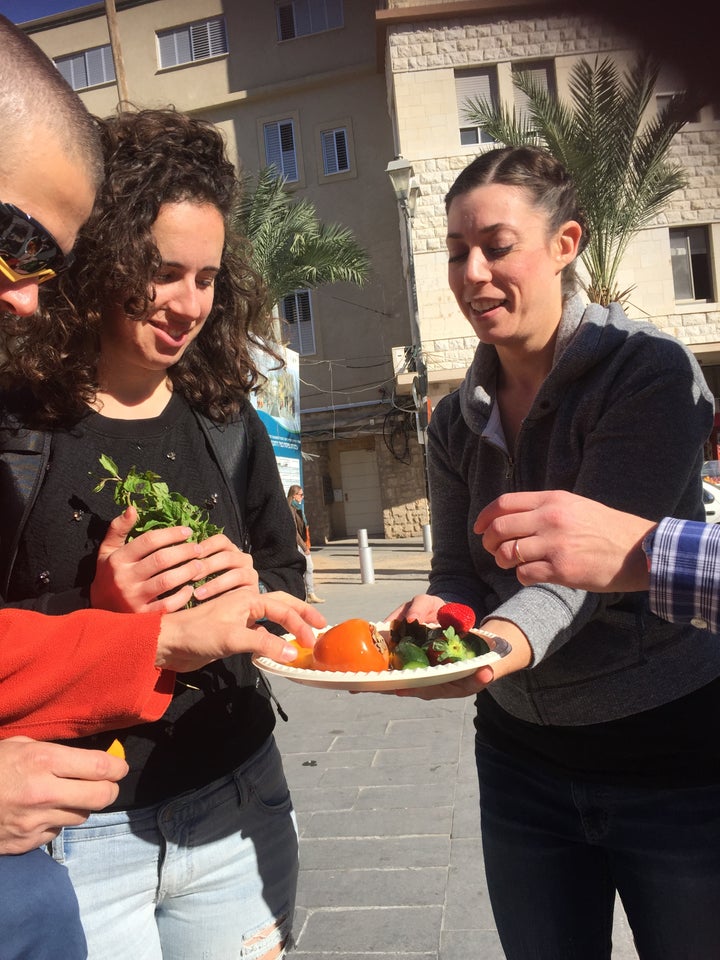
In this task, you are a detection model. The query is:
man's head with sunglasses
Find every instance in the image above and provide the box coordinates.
[0,15,102,319]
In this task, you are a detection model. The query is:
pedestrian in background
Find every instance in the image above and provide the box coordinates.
[287,485,325,603]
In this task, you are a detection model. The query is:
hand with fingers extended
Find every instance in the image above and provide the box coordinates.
[474,490,655,593]
[155,588,326,674]
[90,507,258,613]
[0,738,128,854]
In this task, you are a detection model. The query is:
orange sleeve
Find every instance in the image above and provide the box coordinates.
[0,607,175,740]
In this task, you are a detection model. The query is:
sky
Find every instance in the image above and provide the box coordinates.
[0,0,94,24]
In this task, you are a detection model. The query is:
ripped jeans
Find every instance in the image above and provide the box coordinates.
[51,736,298,960]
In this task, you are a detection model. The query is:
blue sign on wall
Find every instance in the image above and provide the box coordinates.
[250,346,303,494]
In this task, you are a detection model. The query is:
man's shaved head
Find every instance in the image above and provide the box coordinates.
[0,14,103,189]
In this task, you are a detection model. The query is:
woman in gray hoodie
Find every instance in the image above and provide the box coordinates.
[391,145,720,959]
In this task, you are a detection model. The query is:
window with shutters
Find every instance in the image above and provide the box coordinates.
[320,127,349,175]
[280,290,316,355]
[276,0,343,41]
[656,93,701,124]
[454,67,499,146]
[264,119,299,182]
[670,226,715,302]
[54,44,116,91]
[157,17,227,69]
[655,65,706,124]
[511,60,557,129]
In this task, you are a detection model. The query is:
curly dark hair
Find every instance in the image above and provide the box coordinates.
[0,107,279,425]
[445,145,590,299]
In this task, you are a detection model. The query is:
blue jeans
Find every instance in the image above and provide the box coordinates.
[476,739,720,960]
[0,847,87,959]
[51,736,298,960]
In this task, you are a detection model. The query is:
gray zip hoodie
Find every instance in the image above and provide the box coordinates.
[427,295,720,725]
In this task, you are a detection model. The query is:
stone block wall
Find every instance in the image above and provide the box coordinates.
[375,424,430,537]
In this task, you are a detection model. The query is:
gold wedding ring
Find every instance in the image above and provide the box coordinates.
[513,539,526,566]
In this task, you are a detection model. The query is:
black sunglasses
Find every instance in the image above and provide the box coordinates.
[0,201,74,285]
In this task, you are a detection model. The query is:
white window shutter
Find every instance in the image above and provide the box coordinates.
[321,128,349,175]
[207,17,227,55]
[190,22,210,60]
[326,0,343,29]
[264,123,283,173]
[282,291,315,354]
[513,61,554,124]
[294,1,313,36]
[55,56,75,87]
[455,69,493,126]
[279,121,298,181]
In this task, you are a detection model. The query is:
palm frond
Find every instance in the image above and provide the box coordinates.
[234,167,370,308]
[459,54,689,307]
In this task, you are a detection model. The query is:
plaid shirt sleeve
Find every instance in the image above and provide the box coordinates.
[647,517,720,633]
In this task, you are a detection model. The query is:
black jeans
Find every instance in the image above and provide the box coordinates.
[476,739,720,959]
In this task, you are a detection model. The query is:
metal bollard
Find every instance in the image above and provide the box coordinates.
[422,523,433,552]
[357,529,375,583]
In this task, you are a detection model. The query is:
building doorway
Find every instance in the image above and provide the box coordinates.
[339,448,384,537]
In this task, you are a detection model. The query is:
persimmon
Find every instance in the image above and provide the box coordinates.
[287,639,315,669]
[312,619,389,672]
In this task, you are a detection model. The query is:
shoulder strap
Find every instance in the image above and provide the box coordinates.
[194,411,250,551]
[195,408,290,722]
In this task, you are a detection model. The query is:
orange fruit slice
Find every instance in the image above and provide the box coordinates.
[287,639,315,669]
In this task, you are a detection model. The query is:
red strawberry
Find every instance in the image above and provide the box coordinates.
[437,602,475,634]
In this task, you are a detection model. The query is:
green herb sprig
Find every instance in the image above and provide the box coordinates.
[93,455,224,607]
[93,454,223,543]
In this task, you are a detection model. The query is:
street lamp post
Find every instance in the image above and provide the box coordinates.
[386,156,432,542]
[386,156,426,423]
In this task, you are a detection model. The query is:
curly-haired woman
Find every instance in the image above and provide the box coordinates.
[0,108,306,959]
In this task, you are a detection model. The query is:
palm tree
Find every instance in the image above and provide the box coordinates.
[462,56,694,306]
[233,166,371,314]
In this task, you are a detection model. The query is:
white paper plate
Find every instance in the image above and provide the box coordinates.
[252,621,511,691]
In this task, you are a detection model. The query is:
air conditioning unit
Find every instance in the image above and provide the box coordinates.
[391,345,414,375]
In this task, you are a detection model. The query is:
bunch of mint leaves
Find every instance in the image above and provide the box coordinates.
[93,455,223,606]
[93,454,223,542]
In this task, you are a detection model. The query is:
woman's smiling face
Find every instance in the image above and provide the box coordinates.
[100,200,225,377]
[446,182,580,352]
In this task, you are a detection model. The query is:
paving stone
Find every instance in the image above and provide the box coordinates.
[297,865,447,908]
[298,836,451,871]
[317,760,459,788]
[353,781,455,810]
[295,904,443,954]
[301,804,453,839]
[441,929,507,959]
[288,786,360,812]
